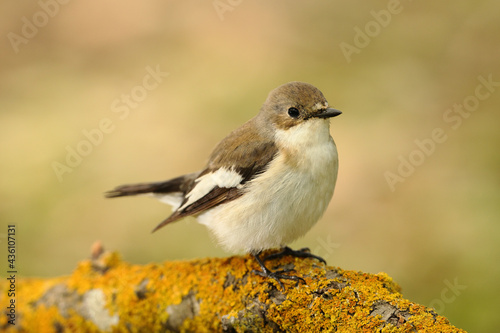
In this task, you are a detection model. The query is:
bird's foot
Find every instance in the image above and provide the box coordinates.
[263,246,327,264]
[251,253,305,290]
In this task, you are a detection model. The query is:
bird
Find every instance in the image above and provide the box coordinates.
[105,81,341,289]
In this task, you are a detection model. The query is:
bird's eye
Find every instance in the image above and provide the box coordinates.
[287,107,300,118]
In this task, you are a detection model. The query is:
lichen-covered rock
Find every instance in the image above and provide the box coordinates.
[0,250,466,332]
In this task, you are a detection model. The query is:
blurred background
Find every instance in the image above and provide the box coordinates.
[1,0,499,331]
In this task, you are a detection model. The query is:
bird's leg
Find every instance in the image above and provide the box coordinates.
[263,246,327,264]
[251,252,305,290]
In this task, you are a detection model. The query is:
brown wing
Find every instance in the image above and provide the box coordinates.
[152,121,277,232]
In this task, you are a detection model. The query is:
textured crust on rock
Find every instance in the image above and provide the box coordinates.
[0,250,466,332]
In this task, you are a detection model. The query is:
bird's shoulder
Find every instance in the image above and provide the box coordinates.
[207,118,278,176]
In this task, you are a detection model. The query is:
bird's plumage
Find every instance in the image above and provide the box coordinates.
[106,81,340,254]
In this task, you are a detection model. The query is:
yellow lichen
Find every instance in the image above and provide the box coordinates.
[0,251,466,332]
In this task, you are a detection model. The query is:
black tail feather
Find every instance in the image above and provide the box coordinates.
[105,182,164,198]
[105,172,198,198]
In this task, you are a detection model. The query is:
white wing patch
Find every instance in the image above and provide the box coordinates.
[178,167,243,210]
[150,192,184,211]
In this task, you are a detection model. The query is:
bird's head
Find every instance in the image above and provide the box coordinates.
[259,81,342,131]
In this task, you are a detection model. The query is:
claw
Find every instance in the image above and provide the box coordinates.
[263,246,327,264]
[251,250,308,290]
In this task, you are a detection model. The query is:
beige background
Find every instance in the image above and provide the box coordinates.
[1,1,499,331]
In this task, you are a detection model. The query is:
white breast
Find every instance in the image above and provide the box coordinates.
[198,119,338,253]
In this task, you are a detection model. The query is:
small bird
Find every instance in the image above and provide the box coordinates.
[106,81,341,288]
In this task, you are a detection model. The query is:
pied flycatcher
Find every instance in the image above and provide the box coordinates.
[106,81,341,288]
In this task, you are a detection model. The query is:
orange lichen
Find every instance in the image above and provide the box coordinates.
[0,251,466,332]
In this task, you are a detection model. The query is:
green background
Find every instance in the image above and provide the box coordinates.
[1,1,499,332]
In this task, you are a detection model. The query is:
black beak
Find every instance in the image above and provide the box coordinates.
[314,108,342,119]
